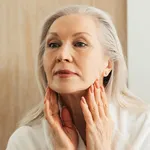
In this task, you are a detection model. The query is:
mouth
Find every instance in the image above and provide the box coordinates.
[54,69,78,78]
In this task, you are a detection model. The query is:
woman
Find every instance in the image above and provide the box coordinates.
[6,5,150,150]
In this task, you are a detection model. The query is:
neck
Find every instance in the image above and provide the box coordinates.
[58,89,88,143]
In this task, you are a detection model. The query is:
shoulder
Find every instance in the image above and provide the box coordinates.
[137,108,150,121]
[125,106,150,133]
[6,126,34,150]
[111,102,150,149]
[11,125,34,136]
[132,108,150,131]
[6,119,47,150]
[116,102,150,127]
[7,125,40,142]
[133,109,150,149]
[126,108,150,149]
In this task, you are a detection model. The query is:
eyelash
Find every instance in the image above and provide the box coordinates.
[47,41,88,49]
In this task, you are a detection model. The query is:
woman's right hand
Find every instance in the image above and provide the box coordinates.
[44,87,78,150]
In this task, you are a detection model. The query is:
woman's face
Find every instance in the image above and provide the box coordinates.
[43,14,110,93]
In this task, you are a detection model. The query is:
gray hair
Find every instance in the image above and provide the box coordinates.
[18,5,149,127]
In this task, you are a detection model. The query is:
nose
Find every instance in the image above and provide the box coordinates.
[56,43,73,63]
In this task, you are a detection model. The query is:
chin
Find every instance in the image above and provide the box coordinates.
[49,78,90,94]
[51,82,87,94]
[53,86,80,94]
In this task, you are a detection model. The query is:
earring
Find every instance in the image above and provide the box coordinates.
[104,71,109,77]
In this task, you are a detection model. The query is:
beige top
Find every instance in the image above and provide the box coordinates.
[6,102,150,150]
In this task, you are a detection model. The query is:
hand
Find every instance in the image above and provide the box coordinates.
[80,79,113,150]
[44,87,78,150]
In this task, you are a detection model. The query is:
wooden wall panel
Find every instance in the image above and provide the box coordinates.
[0,0,126,149]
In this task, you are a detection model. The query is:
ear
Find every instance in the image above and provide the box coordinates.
[103,59,112,77]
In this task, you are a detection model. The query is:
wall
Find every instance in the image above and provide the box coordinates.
[127,0,150,103]
[0,0,127,149]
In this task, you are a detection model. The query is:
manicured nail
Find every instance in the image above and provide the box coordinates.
[81,97,86,104]
[90,85,94,93]
[95,79,100,88]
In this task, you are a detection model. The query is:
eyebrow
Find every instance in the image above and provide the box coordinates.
[47,32,92,38]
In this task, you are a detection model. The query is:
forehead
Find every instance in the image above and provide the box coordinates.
[48,14,98,35]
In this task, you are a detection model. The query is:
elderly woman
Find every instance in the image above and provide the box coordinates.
[6,5,150,150]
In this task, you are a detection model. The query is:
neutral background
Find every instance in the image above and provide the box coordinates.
[127,0,150,103]
[0,0,127,150]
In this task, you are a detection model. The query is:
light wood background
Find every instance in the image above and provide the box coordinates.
[0,0,127,149]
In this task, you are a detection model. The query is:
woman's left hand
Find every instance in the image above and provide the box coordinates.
[80,79,113,150]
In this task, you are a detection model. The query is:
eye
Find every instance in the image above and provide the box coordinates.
[48,42,61,48]
[74,42,87,47]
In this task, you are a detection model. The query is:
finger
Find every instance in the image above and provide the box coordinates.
[50,89,59,114]
[44,98,66,139]
[100,86,109,117]
[80,96,93,125]
[44,88,61,128]
[44,93,55,125]
[44,87,51,115]
[61,107,73,128]
[87,85,99,121]
[44,86,50,103]
[94,79,105,118]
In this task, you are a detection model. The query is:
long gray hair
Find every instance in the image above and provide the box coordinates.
[18,5,149,127]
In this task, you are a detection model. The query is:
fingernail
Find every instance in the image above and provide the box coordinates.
[95,79,100,89]
[90,85,94,93]
[81,97,86,104]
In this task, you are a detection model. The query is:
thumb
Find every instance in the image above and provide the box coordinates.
[61,107,73,128]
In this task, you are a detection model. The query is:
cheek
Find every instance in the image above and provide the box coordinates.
[81,54,104,81]
[43,56,48,73]
[85,55,102,72]
[43,53,53,75]
[80,60,98,84]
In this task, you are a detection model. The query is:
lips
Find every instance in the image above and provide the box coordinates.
[54,69,78,75]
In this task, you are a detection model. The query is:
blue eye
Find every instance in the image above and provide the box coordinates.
[48,43,61,48]
[74,42,87,47]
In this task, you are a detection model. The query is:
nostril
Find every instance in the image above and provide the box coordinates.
[56,58,69,62]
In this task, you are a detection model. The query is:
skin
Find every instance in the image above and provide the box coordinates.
[43,14,113,150]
